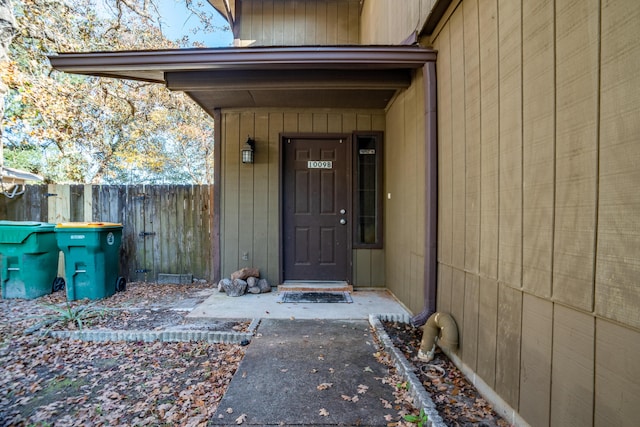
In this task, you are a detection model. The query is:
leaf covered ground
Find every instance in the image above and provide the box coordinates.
[0,283,245,427]
[1,283,510,426]
[382,321,510,427]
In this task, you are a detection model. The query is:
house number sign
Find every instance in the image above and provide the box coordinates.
[307,160,333,169]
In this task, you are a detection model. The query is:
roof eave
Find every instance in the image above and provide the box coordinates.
[48,46,436,81]
[48,46,437,111]
[1,166,44,182]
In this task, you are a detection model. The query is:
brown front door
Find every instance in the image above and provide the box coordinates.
[283,136,351,282]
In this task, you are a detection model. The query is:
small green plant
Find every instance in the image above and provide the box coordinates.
[403,408,429,427]
[38,301,103,331]
[396,381,410,390]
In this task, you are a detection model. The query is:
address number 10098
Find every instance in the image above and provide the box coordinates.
[307,161,333,169]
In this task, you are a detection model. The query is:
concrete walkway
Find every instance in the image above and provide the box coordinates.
[188,289,411,320]
[209,318,407,426]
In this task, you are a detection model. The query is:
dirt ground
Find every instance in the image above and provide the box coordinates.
[0,283,247,426]
[383,321,509,427]
[0,283,508,426]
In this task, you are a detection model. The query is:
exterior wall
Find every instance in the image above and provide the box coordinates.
[236,0,359,46]
[383,71,426,315]
[360,0,436,45]
[431,0,640,426]
[219,108,385,287]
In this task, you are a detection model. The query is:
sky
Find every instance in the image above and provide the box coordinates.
[155,0,233,47]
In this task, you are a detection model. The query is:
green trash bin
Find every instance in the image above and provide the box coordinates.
[55,222,126,301]
[0,221,64,299]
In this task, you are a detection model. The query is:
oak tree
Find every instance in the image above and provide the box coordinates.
[1,0,217,184]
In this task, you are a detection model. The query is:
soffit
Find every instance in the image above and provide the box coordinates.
[206,0,236,30]
[49,46,435,112]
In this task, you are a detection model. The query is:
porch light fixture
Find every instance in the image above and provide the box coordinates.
[242,137,255,164]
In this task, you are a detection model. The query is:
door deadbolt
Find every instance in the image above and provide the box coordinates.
[340,218,347,225]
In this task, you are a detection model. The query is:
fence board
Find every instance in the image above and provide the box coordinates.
[4,184,215,283]
[148,185,162,281]
[176,185,187,274]
[69,185,84,221]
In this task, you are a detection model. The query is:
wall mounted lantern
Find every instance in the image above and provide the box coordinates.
[242,137,255,164]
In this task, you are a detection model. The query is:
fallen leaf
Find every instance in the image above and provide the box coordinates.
[341,394,352,401]
[319,408,329,416]
[226,408,234,414]
[384,414,394,421]
[363,366,374,373]
[316,382,333,390]
[380,398,392,409]
[357,384,369,394]
[235,413,247,424]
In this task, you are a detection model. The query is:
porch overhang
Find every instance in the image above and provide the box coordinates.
[48,46,436,112]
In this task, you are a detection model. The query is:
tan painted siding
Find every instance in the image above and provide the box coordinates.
[219,108,385,286]
[360,0,436,45]
[553,0,599,312]
[237,0,359,46]
[384,70,426,314]
[432,0,640,425]
[595,0,640,329]
[551,305,594,427]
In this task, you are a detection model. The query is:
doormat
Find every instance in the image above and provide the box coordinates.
[278,291,353,304]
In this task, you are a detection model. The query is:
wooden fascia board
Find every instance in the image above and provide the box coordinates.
[421,0,456,37]
[166,69,411,91]
[48,47,436,79]
[206,0,235,29]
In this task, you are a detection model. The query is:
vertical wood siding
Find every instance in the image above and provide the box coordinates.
[432,0,640,425]
[238,0,359,46]
[2,185,214,282]
[219,108,385,287]
[360,0,435,45]
[384,70,427,314]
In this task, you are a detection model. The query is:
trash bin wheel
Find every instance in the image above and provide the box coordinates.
[116,276,126,292]
[52,277,66,292]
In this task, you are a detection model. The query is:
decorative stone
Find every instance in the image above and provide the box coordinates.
[258,278,271,293]
[223,279,247,297]
[247,277,258,288]
[231,267,260,281]
[247,286,261,294]
[218,278,232,292]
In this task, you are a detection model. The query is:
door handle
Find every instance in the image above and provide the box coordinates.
[340,219,347,225]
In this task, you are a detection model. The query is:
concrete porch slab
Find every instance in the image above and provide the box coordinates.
[278,280,353,292]
[187,288,411,320]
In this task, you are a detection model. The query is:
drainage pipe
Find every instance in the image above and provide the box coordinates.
[412,60,438,327]
[418,312,458,362]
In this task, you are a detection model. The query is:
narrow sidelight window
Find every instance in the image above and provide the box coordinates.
[353,132,383,248]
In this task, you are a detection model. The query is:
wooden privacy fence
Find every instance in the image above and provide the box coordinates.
[1,184,215,283]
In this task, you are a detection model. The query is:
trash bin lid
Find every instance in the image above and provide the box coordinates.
[55,222,123,229]
[0,221,56,244]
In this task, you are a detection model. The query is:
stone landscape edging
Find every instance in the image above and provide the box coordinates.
[369,313,447,427]
[47,318,261,345]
